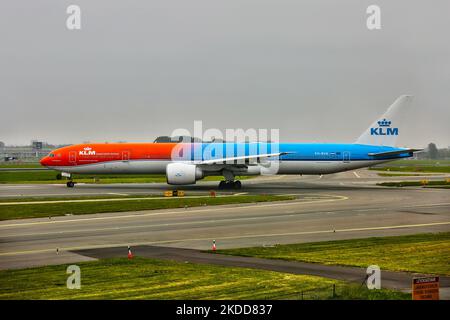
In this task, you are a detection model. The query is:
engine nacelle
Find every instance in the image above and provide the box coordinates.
[166,163,203,185]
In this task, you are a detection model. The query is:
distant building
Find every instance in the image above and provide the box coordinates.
[154,136,203,143]
[0,141,54,162]
[31,140,43,150]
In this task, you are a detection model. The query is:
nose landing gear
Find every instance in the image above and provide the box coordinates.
[62,173,75,188]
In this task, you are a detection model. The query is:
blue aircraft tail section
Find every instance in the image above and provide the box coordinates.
[355,95,412,147]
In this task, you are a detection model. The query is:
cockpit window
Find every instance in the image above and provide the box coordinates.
[49,153,55,158]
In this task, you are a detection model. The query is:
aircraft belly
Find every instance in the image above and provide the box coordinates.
[51,160,169,174]
[50,159,390,176]
[277,160,386,174]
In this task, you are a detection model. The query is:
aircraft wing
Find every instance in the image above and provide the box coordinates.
[195,152,290,166]
[368,148,422,157]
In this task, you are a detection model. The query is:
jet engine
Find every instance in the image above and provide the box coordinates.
[166,163,203,185]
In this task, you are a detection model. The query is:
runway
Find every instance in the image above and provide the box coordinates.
[0,170,449,272]
[0,169,447,198]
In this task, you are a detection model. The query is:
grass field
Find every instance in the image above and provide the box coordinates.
[0,257,408,300]
[377,173,439,177]
[377,180,450,187]
[377,160,450,166]
[0,162,41,168]
[371,166,450,174]
[0,194,294,220]
[370,159,450,174]
[0,170,165,183]
[424,185,450,189]
[0,170,251,184]
[217,233,450,276]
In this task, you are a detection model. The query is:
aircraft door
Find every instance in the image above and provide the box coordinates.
[122,150,130,162]
[69,151,76,164]
[343,151,351,163]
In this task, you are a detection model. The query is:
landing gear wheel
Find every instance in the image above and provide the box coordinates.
[218,181,232,189]
[66,181,75,188]
[218,180,241,190]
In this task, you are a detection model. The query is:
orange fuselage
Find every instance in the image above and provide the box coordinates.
[40,143,177,167]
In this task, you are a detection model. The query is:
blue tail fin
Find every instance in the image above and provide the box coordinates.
[355,95,412,147]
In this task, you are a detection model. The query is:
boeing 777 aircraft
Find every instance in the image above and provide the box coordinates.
[40,95,420,189]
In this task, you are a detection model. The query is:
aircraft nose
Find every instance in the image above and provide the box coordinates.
[40,156,49,166]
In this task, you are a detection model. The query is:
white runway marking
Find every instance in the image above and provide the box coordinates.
[0,191,160,198]
[0,194,348,228]
[353,171,361,178]
[0,194,229,206]
[1,221,449,257]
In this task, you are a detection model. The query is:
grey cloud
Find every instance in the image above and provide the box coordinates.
[0,0,449,147]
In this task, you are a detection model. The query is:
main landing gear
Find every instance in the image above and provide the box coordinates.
[66,181,75,188]
[218,180,242,190]
[218,169,242,189]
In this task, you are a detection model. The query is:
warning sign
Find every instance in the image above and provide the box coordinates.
[164,191,173,197]
[164,190,185,197]
[412,276,439,300]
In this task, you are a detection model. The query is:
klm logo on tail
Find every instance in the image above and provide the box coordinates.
[370,119,398,136]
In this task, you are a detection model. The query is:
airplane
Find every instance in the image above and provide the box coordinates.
[40,95,421,189]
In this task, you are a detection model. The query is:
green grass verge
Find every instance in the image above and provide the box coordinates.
[216,233,450,276]
[381,160,450,166]
[0,163,41,168]
[0,194,191,203]
[0,195,294,220]
[0,170,168,183]
[369,159,450,174]
[0,257,408,300]
[0,170,250,184]
[370,166,450,173]
[370,159,450,174]
[377,180,450,187]
[424,185,450,189]
[377,173,438,177]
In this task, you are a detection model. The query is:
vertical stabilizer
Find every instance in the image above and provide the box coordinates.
[355,95,412,146]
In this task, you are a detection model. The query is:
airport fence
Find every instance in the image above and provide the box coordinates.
[299,284,337,300]
[273,275,374,300]
[273,284,338,300]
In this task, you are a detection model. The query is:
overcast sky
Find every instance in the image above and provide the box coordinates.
[0,0,449,147]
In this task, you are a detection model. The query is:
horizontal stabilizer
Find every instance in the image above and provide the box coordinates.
[368,149,422,157]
